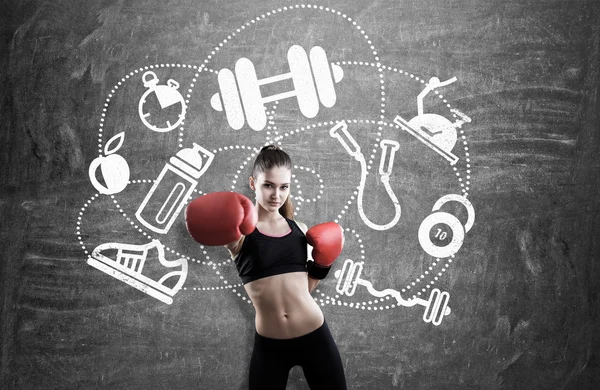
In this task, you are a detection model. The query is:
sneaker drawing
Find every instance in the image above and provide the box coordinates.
[87,239,188,304]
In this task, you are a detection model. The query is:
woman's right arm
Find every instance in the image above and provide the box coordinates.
[224,236,245,258]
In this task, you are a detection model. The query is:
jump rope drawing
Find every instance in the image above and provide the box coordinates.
[79,4,475,326]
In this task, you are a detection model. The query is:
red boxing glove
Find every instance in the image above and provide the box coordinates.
[306,222,344,279]
[185,192,257,246]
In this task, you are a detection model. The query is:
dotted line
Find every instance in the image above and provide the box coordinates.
[79,147,254,278]
[335,60,472,197]
[291,165,325,216]
[316,292,396,311]
[125,146,258,303]
[183,284,243,291]
[345,227,366,262]
[265,103,280,144]
[76,193,100,256]
[83,138,464,311]
[178,2,385,143]
[97,63,214,155]
[402,255,455,299]
[267,117,467,309]
[228,146,260,194]
[103,3,469,306]
[86,4,473,311]
[269,118,465,219]
[178,67,216,147]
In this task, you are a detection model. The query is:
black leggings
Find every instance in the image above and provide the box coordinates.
[249,320,347,390]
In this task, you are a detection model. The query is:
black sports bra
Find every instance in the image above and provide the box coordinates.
[234,218,308,284]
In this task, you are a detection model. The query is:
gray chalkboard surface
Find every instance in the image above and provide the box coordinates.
[1,0,599,389]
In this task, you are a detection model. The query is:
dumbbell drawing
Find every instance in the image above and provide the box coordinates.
[393,76,469,165]
[138,71,187,133]
[87,239,188,305]
[330,121,402,230]
[335,259,451,326]
[418,194,475,258]
[210,45,344,131]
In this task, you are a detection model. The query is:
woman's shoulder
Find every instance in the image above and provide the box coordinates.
[292,220,308,234]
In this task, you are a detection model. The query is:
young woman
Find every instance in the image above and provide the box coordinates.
[186,145,347,389]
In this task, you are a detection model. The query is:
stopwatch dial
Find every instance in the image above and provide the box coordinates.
[139,89,186,133]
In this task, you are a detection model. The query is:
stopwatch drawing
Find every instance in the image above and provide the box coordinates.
[138,71,187,133]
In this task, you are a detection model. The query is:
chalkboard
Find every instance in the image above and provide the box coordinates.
[1,0,599,388]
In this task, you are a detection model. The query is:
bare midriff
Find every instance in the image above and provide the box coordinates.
[244,271,324,339]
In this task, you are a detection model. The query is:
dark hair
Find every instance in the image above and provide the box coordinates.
[252,145,294,220]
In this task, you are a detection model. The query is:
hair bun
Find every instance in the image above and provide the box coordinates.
[260,144,281,152]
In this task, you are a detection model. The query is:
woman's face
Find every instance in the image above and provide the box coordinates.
[250,166,291,213]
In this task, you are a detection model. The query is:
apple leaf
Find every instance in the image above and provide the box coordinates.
[104,132,125,155]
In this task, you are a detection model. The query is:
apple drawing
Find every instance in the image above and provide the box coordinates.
[88,132,131,195]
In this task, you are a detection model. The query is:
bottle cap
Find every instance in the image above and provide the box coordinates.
[170,143,203,178]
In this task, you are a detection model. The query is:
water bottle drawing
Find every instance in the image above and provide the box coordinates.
[135,143,215,234]
[88,132,131,195]
[87,239,188,304]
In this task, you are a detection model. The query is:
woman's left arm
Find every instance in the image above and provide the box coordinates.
[308,276,320,293]
[297,221,320,293]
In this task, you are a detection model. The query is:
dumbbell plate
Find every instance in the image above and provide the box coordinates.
[336,259,362,296]
[288,45,319,119]
[216,68,244,130]
[309,46,336,108]
[423,288,450,326]
[418,211,465,258]
[235,58,267,131]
